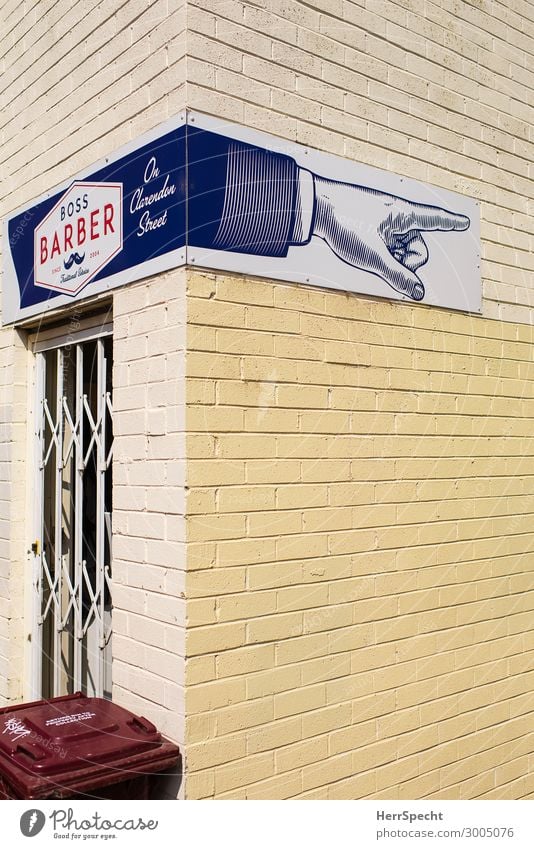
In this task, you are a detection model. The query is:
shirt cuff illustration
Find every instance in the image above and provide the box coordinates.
[212,141,300,257]
[290,167,315,246]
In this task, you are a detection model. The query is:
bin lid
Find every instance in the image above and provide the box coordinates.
[0,693,180,798]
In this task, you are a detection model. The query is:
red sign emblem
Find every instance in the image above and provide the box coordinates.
[34,181,123,294]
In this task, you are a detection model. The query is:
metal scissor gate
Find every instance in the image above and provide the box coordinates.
[31,324,113,699]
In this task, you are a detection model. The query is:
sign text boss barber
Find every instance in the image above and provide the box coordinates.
[34,181,123,295]
[38,192,115,261]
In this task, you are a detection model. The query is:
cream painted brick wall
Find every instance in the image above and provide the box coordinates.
[1,1,186,214]
[0,327,27,704]
[187,0,534,324]
[185,269,534,799]
[0,0,187,705]
[113,269,186,753]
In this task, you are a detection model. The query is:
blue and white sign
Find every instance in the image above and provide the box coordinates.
[186,112,480,314]
[2,111,480,324]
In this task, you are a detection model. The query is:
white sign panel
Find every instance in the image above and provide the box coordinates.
[187,112,481,313]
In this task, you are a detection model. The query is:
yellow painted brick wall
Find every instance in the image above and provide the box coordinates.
[185,269,534,799]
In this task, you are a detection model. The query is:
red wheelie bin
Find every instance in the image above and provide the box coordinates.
[0,692,181,799]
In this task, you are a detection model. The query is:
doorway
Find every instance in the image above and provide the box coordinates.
[31,323,113,699]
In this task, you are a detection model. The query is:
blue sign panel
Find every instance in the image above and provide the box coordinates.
[187,125,305,258]
[4,118,186,323]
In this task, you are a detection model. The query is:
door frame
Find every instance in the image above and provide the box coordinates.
[26,314,113,700]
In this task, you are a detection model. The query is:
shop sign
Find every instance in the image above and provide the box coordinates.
[3,111,480,324]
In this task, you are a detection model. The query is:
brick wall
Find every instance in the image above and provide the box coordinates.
[187,0,534,324]
[113,270,186,757]
[185,269,534,799]
[0,327,27,703]
[182,0,534,798]
[1,0,185,209]
[2,0,534,803]
[0,0,186,705]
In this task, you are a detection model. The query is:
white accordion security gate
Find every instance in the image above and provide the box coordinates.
[31,327,113,700]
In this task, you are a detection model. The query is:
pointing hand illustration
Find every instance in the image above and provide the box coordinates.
[180,134,472,306]
[312,177,471,301]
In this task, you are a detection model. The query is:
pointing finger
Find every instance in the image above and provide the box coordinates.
[394,201,470,234]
